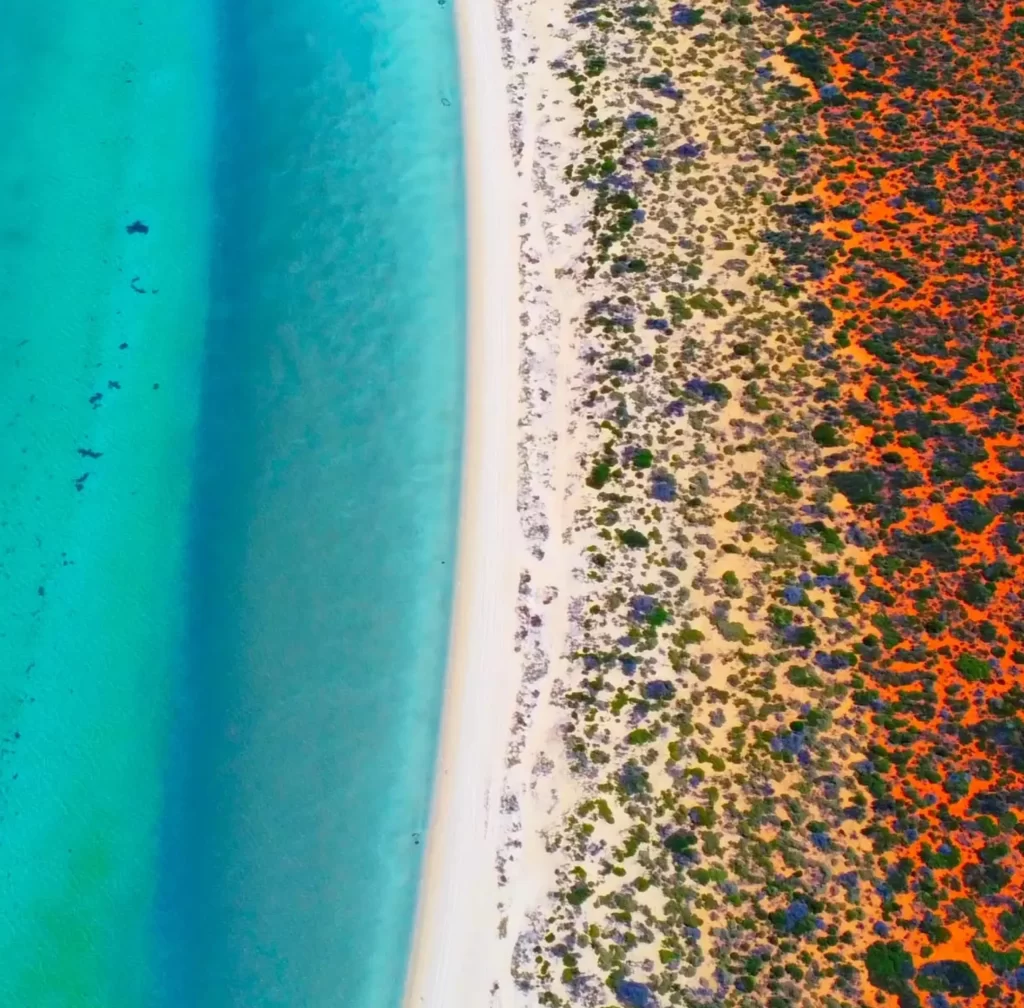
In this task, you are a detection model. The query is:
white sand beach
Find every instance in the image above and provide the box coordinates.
[401,0,522,1004]
[402,0,588,1004]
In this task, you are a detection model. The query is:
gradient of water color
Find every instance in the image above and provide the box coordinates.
[0,0,464,1004]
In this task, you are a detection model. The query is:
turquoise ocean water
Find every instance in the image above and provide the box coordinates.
[0,1,464,1005]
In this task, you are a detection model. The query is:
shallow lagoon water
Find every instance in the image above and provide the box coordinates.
[0,1,464,1005]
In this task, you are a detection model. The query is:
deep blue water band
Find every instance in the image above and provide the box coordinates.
[161,0,465,1004]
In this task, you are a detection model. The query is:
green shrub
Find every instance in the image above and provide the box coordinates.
[812,422,840,446]
[566,884,594,906]
[955,653,990,681]
[829,468,884,505]
[618,529,649,548]
[588,461,612,489]
[865,940,915,993]
[627,728,655,745]
[916,960,979,997]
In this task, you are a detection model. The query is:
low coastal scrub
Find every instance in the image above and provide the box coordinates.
[520,0,1024,1005]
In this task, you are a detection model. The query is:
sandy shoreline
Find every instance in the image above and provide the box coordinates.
[400,0,521,1002]
[403,0,592,1001]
